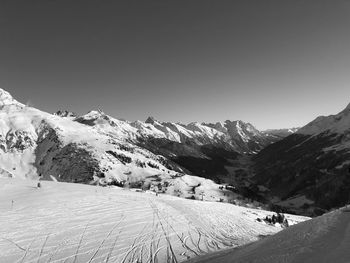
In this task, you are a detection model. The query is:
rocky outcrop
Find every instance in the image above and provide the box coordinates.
[54,110,77,118]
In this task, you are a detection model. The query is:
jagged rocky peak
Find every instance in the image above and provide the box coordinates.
[54,110,77,118]
[204,122,227,133]
[225,120,260,135]
[80,109,108,120]
[74,109,108,126]
[145,116,161,124]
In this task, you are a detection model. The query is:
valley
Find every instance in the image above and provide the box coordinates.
[1,88,350,262]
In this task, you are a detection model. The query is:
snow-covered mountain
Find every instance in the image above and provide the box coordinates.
[71,105,285,185]
[0,88,287,204]
[0,89,185,185]
[0,88,296,204]
[74,111,279,154]
[263,127,299,138]
[297,103,350,135]
[253,103,350,216]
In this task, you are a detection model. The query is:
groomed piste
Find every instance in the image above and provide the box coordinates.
[0,178,307,263]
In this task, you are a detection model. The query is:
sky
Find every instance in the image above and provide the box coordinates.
[1,0,350,130]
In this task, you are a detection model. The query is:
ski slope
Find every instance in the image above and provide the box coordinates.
[186,207,350,263]
[0,178,308,263]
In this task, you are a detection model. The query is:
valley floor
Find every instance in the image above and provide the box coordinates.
[0,178,307,263]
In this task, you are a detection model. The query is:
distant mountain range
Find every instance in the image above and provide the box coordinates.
[71,110,290,154]
[5,88,350,215]
[70,109,296,184]
[0,88,293,202]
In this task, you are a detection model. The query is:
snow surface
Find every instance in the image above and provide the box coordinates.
[186,206,350,263]
[297,103,350,135]
[0,88,267,207]
[0,178,308,263]
[0,89,24,108]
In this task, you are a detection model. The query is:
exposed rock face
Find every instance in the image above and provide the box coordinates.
[54,110,77,118]
[254,104,350,216]
[34,127,100,183]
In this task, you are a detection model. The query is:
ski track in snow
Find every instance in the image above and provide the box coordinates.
[0,179,308,263]
[185,207,350,263]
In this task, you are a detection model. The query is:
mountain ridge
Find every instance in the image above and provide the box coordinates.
[254,102,350,215]
[0,88,291,205]
[74,109,285,154]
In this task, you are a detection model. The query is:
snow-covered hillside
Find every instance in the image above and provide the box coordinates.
[297,103,350,135]
[187,206,350,263]
[0,89,178,183]
[0,178,308,263]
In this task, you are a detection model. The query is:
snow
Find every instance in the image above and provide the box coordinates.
[76,111,268,152]
[236,121,250,143]
[0,91,268,205]
[263,128,299,137]
[297,103,350,135]
[0,90,188,185]
[0,178,308,263]
[186,207,350,263]
[0,89,24,108]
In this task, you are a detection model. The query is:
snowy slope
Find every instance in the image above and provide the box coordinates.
[0,178,309,263]
[0,97,175,182]
[297,103,350,135]
[187,206,350,263]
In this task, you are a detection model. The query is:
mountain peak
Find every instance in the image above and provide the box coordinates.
[145,116,159,124]
[297,102,350,135]
[0,89,14,103]
[0,88,23,108]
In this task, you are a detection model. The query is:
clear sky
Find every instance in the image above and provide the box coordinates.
[1,1,350,130]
